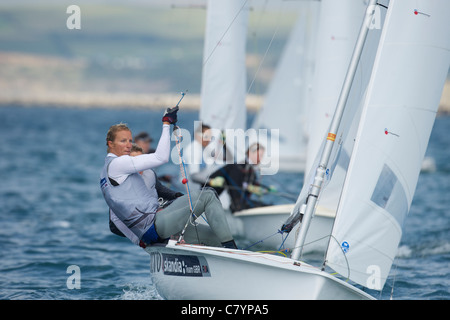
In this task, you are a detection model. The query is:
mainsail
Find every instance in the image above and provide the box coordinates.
[286,0,388,236]
[252,2,319,172]
[325,0,450,290]
[305,0,368,173]
[304,0,385,216]
[199,0,248,132]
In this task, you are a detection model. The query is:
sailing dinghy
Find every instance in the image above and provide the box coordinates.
[146,0,450,299]
[233,204,334,253]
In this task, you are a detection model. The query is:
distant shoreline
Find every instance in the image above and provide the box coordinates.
[1,80,449,114]
[0,92,263,112]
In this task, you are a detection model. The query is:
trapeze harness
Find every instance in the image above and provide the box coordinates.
[100,156,166,247]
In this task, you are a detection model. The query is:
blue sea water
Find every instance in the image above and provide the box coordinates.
[0,105,448,300]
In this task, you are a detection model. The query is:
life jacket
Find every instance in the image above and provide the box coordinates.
[100,156,159,239]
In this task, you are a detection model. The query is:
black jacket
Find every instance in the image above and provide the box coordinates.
[209,163,267,213]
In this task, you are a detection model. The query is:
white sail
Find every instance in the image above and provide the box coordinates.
[199,0,248,132]
[292,0,387,220]
[238,1,383,254]
[305,0,367,173]
[311,0,388,217]
[252,3,319,172]
[325,0,450,290]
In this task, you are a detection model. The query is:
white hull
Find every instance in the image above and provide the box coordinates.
[145,240,374,300]
[233,204,334,253]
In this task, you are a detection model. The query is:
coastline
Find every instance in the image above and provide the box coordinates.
[0,80,448,114]
[0,91,263,111]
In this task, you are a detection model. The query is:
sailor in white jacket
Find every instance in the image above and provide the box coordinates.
[100,107,237,249]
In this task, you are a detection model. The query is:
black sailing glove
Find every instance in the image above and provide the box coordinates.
[162,106,179,125]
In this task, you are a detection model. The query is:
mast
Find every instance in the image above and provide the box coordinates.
[291,0,378,260]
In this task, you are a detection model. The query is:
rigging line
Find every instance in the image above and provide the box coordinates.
[202,0,250,68]
[174,126,194,213]
[217,165,256,208]
[225,184,298,201]
[176,130,227,224]
[173,123,210,226]
[179,3,282,218]
[278,232,289,251]
[246,18,280,95]
[324,235,351,282]
[173,125,207,244]
[389,256,400,300]
[246,0,288,97]
[257,250,288,258]
[188,5,284,206]
[242,230,282,250]
[377,2,388,10]
[285,234,333,254]
[187,131,235,214]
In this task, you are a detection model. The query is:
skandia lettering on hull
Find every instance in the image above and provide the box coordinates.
[164,258,183,273]
[158,253,211,277]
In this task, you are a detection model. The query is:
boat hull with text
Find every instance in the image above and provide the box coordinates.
[145,240,373,300]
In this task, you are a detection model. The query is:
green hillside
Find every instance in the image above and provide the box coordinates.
[0,3,297,106]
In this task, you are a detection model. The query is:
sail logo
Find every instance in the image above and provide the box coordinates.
[341,241,350,254]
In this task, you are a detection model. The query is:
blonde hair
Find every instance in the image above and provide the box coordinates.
[106,123,130,153]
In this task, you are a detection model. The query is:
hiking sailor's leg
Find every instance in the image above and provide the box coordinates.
[154,189,236,248]
[191,189,237,248]
[181,224,222,247]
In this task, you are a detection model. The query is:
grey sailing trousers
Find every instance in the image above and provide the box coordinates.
[154,188,233,246]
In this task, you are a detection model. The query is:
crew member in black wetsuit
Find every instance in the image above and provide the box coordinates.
[206,143,271,213]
